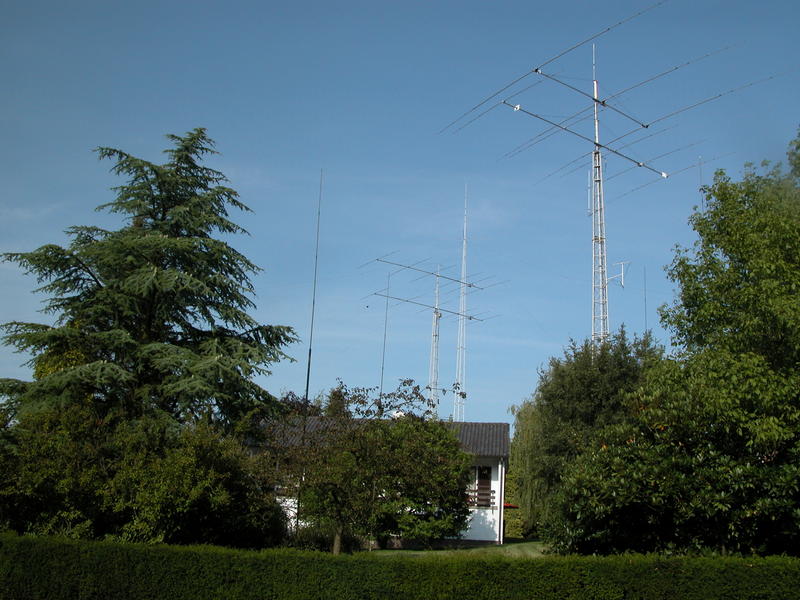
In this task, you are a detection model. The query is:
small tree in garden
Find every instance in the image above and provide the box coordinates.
[286,380,471,554]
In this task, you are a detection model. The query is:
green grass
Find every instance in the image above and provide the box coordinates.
[371,539,546,558]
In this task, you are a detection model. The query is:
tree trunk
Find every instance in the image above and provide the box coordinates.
[332,525,343,555]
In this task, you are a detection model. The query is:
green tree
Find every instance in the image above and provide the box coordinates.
[1,128,295,427]
[546,129,800,555]
[1,401,286,546]
[0,130,293,546]
[661,152,800,371]
[510,328,663,536]
[289,381,471,553]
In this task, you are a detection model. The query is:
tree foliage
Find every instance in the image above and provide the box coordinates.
[282,380,471,553]
[660,152,800,371]
[0,130,291,547]
[546,129,800,555]
[510,328,663,536]
[1,128,295,427]
[1,401,286,546]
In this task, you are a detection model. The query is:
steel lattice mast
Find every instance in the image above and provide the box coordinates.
[428,266,441,411]
[591,70,609,344]
[454,188,468,421]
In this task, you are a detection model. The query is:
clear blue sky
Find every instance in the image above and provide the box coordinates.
[1,0,798,424]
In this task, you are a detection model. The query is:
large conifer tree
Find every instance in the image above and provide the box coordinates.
[1,128,295,426]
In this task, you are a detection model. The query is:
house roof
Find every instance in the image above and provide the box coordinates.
[445,422,510,459]
[265,417,510,459]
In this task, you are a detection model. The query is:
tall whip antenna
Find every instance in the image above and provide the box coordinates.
[454,186,468,421]
[379,271,390,398]
[304,169,324,402]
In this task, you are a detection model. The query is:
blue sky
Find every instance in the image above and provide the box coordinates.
[1,0,798,424]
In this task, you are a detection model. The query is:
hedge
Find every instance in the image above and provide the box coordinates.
[2,533,799,600]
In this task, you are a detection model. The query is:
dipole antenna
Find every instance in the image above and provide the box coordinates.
[454,185,468,421]
[428,266,442,412]
[590,48,610,344]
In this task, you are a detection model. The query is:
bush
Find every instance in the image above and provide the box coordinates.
[2,534,800,600]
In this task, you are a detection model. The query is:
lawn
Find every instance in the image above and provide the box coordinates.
[372,539,546,558]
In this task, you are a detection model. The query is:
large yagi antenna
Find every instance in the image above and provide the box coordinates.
[502,100,668,178]
[532,69,648,128]
[495,41,669,343]
[543,125,677,183]
[438,0,669,135]
[502,46,732,160]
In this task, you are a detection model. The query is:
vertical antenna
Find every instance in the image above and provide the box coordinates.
[643,265,648,331]
[304,169,323,402]
[379,272,390,398]
[591,45,610,345]
[454,185,468,421]
[698,155,705,210]
[428,266,441,412]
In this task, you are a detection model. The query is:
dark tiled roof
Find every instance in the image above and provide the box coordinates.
[267,417,509,459]
[445,422,510,458]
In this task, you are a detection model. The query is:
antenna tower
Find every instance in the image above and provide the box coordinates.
[454,187,468,421]
[366,255,486,419]
[428,266,441,410]
[590,52,609,344]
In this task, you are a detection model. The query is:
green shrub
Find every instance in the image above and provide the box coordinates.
[2,534,799,600]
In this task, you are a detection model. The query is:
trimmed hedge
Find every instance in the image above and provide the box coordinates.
[2,533,799,600]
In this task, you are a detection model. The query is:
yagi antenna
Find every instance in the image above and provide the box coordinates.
[502,45,732,161]
[374,257,485,289]
[503,100,668,178]
[438,0,669,135]
[368,244,490,419]
[496,43,670,343]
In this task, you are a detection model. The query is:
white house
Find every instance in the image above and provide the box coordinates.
[445,421,510,544]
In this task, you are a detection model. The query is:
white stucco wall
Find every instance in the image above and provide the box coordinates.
[462,456,505,543]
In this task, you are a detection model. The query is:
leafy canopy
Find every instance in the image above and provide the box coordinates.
[545,129,800,555]
[510,328,663,536]
[279,380,471,553]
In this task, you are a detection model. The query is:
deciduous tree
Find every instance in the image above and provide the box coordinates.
[288,381,471,553]
[510,328,662,536]
[546,129,800,555]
